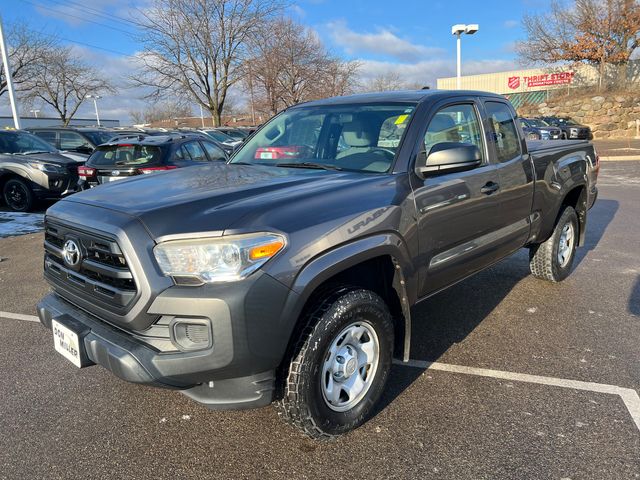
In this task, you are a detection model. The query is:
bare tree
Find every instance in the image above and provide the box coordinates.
[0,22,54,97]
[129,100,193,125]
[134,0,283,126]
[246,18,359,116]
[316,60,361,98]
[517,0,640,89]
[23,47,114,125]
[363,71,422,92]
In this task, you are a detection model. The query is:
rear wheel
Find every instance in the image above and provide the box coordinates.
[276,288,394,440]
[3,178,34,212]
[529,206,578,282]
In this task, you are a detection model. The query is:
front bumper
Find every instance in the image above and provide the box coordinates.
[37,270,295,409]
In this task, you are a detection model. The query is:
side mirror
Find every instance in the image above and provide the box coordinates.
[416,142,482,177]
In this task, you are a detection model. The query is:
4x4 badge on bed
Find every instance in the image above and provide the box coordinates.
[62,239,81,267]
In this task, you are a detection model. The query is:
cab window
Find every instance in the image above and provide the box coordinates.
[423,104,484,160]
[485,102,521,162]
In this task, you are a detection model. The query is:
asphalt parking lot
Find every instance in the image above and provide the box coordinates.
[0,161,639,479]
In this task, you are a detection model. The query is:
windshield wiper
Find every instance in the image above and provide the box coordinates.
[19,150,52,155]
[275,162,343,171]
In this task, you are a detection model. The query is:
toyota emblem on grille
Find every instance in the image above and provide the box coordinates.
[111,170,120,176]
[62,239,81,267]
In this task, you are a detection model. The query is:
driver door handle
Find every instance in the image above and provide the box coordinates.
[480,181,500,195]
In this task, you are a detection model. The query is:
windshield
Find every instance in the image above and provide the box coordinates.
[230,103,416,173]
[525,119,550,128]
[88,144,164,167]
[203,130,236,143]
[83,131,116,146]
[0,131,57,154]
[222,129,248,140]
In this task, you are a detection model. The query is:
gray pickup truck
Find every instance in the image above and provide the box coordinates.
[37,90,598,439]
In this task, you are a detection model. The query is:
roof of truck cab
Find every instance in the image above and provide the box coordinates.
[295,90,508,107]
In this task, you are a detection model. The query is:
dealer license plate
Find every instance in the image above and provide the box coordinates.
[52,319,82,368]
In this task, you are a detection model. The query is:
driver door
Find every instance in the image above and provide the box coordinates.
[411,100,504,297]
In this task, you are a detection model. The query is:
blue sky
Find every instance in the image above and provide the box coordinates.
[1,0,549,122]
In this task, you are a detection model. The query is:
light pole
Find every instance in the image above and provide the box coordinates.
[0,14,21,129]
[451,24,479,89]
[86,94,102,126]
[30,109,40,118]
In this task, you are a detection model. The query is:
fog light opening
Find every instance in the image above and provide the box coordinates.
[170,318,212,351]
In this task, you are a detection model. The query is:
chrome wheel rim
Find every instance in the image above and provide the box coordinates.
[557,222,574,267]
[321,321,380,412]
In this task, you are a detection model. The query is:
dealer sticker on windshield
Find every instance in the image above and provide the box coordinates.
[52,319,82,368]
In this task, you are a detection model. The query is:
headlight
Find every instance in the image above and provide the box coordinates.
[29,162,64,173]
[153,232,286,283]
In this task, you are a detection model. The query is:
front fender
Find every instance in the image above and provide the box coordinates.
[278,233,417,363]
[0,164,36,183]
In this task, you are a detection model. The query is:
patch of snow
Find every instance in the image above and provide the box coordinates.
[0,212,44,238]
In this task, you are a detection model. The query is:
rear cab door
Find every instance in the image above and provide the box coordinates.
[410,95,506,297]
[480,99,535,255]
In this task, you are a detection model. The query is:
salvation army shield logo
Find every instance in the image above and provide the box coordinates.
[508,76,520,89]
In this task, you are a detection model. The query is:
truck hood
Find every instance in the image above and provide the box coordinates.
[61,163,381,240]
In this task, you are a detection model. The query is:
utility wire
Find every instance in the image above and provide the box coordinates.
[43,0,145,30]
[20,0,137,35]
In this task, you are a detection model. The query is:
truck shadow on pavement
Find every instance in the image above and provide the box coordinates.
[376,198,619,414]
[629,276,640,317]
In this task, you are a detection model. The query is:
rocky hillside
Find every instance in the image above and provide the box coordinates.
[518,93,640,139]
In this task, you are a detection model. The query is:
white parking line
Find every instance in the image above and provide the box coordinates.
[3,310,639,432]
[0,311,40,323]
[395,359,640,432]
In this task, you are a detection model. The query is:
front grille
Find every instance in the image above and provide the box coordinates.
[44,221,138,313]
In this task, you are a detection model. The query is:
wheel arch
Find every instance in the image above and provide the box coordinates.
[280,234,417,370]
[559,184,588,246]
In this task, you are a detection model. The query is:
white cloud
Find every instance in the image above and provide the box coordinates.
[327,20,443,62]
[290,4,306,17]
[504,19,519,28]
[356,58,517,89]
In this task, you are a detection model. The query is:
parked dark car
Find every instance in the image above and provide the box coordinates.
[37,90,598,439]
[27,127,115,154]
[539,117,592,139]
[0,130,83,211]
[519,118,562,140]
[78,134,228,188]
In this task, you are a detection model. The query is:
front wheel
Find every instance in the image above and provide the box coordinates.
[3,178,35,212]
[276,288,394,440]
[529,206,579,282]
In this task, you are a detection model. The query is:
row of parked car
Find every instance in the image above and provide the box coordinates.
[0,126,255,211]
[518,116,592,141]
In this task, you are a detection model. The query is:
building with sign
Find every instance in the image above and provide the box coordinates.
[436,63,639,108]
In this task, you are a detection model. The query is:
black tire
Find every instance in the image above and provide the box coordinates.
[276,288,394,440]
[3,178,34,212]
[529,206,579,282]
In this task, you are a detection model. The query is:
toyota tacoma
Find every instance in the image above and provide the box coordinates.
[37,90,598,439]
